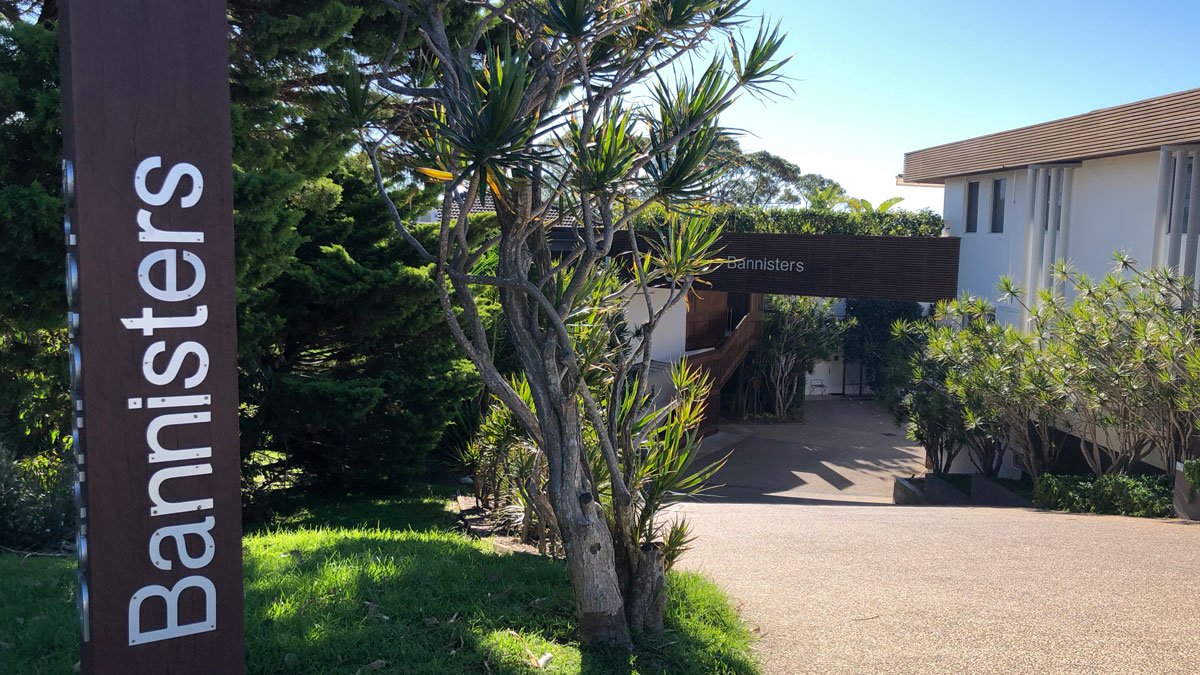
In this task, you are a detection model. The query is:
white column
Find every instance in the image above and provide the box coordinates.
[1184,150,1200,280]
[1026,167,1049,307]
[1021,167,1037,287]
[1018,167,1039,324]
[1056,166,1075,294]
[1042,169,1063,289]
[1168,149,1190,269]
[1152,147,1174,268]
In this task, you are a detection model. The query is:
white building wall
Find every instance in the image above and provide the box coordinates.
[623,287,687,364]
[805,353,844,397]
[1065,152,1160,280]
[946,151,1161,326]
[941,151,1171,475]
[944,171,1026,325]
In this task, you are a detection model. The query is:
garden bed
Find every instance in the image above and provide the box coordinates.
[892,473,1034,508]
[1176,461,1200,521]
[1033,473,1174,518]
[0,487,758,674]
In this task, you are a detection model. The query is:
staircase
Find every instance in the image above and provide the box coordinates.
[685,310,763,435]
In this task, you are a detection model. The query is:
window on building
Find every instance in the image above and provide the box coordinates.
[966,181,980,233]
[991,178,1006,233]
[1167,156,1194,233]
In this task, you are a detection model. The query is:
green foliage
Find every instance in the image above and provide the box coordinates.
[917,296,1071,478]
[240,156,474,497]
[765,296,853,421]
[708,137,838,206]
[894,259,1200,483]
[842,299,924,401]
[1033,473,1173,518]
[361,0,792,640]
[0,492,759,674]
[1091,474,1174,518]
[1005,259,1200,474]
[0,7,472,517]
[845,196,905,215]
[1032,474,1094,513]
[890,313,967,474]
[730,297,853,422]
[0,445,73,552]
[0,21,69,459]
[631,203,945,237]
[1183,459,1200,500]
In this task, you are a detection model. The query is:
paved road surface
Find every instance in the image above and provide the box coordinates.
[676,400,1200,674]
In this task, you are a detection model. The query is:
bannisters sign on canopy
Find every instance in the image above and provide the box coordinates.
[605,231,960,302]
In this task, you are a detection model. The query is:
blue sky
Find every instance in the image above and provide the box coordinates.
[726,0,1200,212]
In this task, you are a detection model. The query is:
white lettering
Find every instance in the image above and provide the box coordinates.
[127,155,221,648]
[729,258,804,273]
[148,464,213,516]
[147,412,212,463]
[121,305,208,336]
[142,341,209,389]
[138,249,207,302]
[134,157,204,208]
[137,209,204,244]
[149,517,216,571]
[128,575,216,645]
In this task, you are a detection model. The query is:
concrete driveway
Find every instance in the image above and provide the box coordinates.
[675,399,1200,674]
[695,399,926,504]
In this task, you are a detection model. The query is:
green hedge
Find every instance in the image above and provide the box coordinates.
[1033,473,1174,518]
[0,445,73,551]
[630,204,945,237]
[1184,459,1200,500]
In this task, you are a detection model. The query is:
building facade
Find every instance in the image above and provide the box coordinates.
[903,88,1200,325]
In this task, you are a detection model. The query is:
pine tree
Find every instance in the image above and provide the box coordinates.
[0,4,473,498]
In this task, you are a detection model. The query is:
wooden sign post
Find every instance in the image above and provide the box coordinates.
[59,2,245,672]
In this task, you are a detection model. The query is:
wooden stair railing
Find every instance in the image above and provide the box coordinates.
[684,312,762,434]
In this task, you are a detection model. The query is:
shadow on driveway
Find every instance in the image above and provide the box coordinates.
[693,398,925,505]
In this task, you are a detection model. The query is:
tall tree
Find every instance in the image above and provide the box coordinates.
[357,0,786,645]
[760,296,853,421]
[708,137,835,206]
[0,19,69,458]
[0,3,472,497]
[709,136,841,206]
[241,156,476,497]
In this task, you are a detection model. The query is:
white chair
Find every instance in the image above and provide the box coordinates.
[809,379,827,396]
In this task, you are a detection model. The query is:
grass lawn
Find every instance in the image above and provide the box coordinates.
[0,487,758,674]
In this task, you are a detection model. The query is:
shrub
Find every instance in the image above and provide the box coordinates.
[1032,474,1094,513]
[1033,473,1173,518]
[1180,459,1199,500]
[1091,474,1174,518]
[0,444,74,551]
[629,203,945,237]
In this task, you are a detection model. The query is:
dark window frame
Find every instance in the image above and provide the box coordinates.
[990,178,1007,233]
[966,180,980,233]
[1167,156,1193,233]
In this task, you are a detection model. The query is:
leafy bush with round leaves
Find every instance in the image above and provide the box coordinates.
[1033,473,1172,518]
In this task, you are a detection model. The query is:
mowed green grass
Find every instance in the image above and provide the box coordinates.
[0,488,758,674]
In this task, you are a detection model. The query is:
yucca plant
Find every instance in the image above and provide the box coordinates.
[350,0,787,646]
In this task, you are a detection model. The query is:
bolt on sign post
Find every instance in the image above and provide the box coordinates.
[59,1,245,672]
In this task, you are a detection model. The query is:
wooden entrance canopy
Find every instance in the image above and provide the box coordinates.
[597,231,961,301]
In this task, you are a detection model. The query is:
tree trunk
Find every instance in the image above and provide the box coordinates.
[624,543,666,635]
[513,367,630,645]
[494,213,630,647]
[541,407,631,647]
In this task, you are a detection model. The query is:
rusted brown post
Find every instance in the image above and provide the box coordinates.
[60,2,245,672]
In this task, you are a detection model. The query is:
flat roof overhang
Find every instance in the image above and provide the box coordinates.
[902,87,1200,184]
[580,230,962,302]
